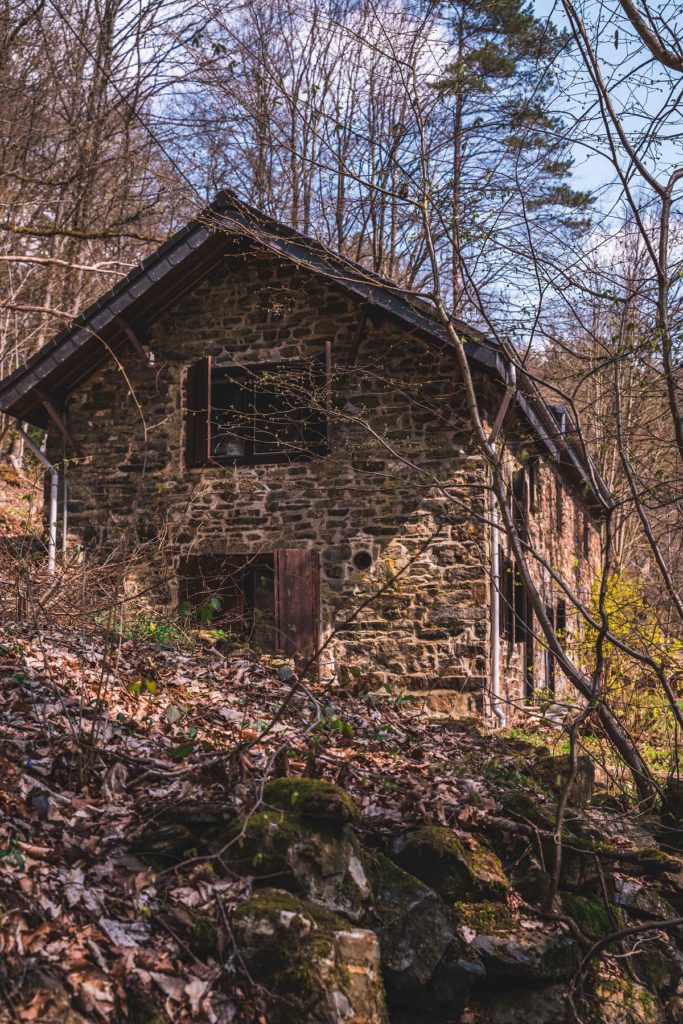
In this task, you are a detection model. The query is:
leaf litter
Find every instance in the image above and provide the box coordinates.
[0,622,601,1022]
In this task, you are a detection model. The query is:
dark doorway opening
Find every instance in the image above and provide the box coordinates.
[178,550,320,664]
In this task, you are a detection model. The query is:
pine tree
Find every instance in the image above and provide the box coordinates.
[435,0,591,314]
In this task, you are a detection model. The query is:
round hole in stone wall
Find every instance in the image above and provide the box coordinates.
[353,550,373,571]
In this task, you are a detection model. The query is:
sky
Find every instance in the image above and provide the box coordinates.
[532,0,683,197]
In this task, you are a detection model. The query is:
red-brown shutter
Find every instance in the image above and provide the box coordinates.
[185,357,212,467]
[325,340,333,449]
[274,549,320,666]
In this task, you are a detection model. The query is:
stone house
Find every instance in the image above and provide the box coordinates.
[0,193,604,722]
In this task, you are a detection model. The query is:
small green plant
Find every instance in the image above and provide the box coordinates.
[0,840,25,870]
[121,616,189,648]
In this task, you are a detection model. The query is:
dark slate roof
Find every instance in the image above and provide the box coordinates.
[0,191,610,513]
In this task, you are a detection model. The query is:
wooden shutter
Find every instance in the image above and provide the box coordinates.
[513,562,526,644]
[185,356,211,467]
[325,340,333,449]
[555,478,563,532]
[274,549,320,666]
[512,468,528,540]
[501,556,515,642]
[545,604,556,695]
[524,603,535,698]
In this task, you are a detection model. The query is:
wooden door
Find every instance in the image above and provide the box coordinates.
[274,549,320,666]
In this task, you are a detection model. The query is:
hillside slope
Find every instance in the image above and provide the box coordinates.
[0,624,682,1023]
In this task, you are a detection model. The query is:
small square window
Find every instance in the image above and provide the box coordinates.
[187,360,329,466]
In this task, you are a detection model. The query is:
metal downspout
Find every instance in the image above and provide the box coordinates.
[16,424,58,575]
[488,362,515,728]
[62,473,68,558]
[490,490,506,727]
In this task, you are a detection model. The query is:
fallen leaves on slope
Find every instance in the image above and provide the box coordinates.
[0,623,566,1022]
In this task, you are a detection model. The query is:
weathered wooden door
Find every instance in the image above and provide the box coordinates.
[274,549,320,665]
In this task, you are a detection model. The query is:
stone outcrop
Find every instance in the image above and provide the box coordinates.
[132,775,683,1024]
[223,807,370,921]
[366,853,484,1022]
[232,889,388,1024]
[389,825,509,903]
[534,751,596,807]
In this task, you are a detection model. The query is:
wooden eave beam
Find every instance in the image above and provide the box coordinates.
[488,382,515,445]
[118,315,150,362]
[35,389,83,458]
[117,315,168,394]
[346,312,369,367]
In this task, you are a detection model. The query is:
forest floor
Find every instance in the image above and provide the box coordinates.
[1,621,682,1023]
[0,462,41,537]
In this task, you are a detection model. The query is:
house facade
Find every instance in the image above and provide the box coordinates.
[0,194,603,722]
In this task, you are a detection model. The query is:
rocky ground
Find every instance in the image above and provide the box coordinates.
[0,623,683,1023]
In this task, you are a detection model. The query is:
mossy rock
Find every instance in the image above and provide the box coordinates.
[366,853,432,922]
[366,854,484,1023]
[390,825,509,904]
[501,791,556,832]
[509,857,552,908]
[534,753,595,807]
[263,777,360,823]
[586,976,666,1023]
[160,905,219,957]
[662,778,683,825]
[633,935,683,997]
[232,889,388,1024]
[470,920,580,984]
[223,809,370,920]
[454,901,515,936]
[560,893,618,941]
[613,876,680,922]
[628,847,683,878]
[468,983,569,1023]
[222,809,301,878]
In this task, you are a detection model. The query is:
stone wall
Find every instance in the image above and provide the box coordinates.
[52,250,600,718]
[56,252,491,707]
[496,452,601,719]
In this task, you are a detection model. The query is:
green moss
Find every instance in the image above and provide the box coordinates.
[232,890,356,1024]
[234,887,351,934]
[263,777,360,823]
[560,893,613,941]
[635,941,677,995]
[590,977,661,1022]
[502,791,556,831]
[453,901,514,935]
[222,809,302,876]
[366,853,431,919]
[391,825,509,903]
[632,847,682,876]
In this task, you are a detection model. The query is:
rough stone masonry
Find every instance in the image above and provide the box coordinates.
[52,249,597,719]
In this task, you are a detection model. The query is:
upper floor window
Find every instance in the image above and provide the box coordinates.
[555,477,564,533]
[512,467,529,540]
[185,356,330,467]
[527,458,541,514]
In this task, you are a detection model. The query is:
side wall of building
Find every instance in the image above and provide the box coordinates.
[495,451,601,719]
